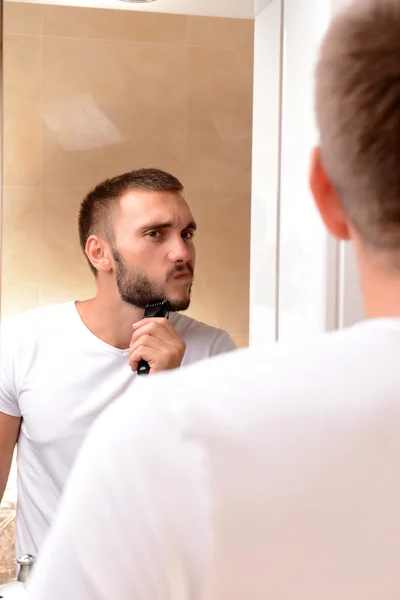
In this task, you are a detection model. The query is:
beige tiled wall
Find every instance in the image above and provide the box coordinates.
[2,3,253,345]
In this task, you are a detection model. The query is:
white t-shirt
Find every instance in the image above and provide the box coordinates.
[0,301,236,558]
[28,318,400,600]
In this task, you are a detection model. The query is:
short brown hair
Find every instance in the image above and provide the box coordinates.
[78,168,184,275]
[315,0,400,250]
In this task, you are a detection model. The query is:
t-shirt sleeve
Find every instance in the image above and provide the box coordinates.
[210,331,237,357]
[27,383,207,600]
[0,321,21,417]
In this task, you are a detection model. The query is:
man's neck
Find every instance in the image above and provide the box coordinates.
[358,248,400,320]
[76,296,144,350]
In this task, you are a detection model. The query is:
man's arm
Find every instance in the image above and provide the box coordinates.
[0,320,21,502]
[0,412,20,502]
[210,331,237,356]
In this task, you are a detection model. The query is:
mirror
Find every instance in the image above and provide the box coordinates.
[0,0,254,582]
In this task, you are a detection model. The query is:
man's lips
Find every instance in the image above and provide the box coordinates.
[172,271,192,280]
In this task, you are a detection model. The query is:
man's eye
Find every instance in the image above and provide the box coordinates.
[147,231,161,239]
[182,231,195,240]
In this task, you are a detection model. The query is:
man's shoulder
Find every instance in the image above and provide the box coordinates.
[145,318,395,422]
[171,312,234,342]
[92,330,344,476]
[170,312,224,336]
[169,312,236,359]
[0,302,74,338]
[96,318,395,449]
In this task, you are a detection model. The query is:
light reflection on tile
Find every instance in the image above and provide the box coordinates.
[42,37,188,190]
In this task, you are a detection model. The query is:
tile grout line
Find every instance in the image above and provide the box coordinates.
[3,31,252,51]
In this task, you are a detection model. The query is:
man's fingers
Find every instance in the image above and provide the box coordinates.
[130,318,181,346]
[129,335,166,371]
[129,334,163,355]
[128,342,163,372]
[132,318,179,337]
[129,319,186,373]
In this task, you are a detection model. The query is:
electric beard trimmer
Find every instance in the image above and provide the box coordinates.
[136,300,171,376]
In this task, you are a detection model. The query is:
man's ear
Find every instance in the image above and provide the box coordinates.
[309,146,350,241]
[85,236,113,273]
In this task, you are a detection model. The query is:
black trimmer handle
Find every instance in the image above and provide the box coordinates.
[136,300,170,376]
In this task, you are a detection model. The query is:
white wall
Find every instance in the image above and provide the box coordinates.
[250,0,363,344]
[338,244,364,327]
[249,0,282,345]
[278,0,332,340]
[255,0,274,15]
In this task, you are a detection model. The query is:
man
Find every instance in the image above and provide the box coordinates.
[0,168,236,559]
[27,0,400,598]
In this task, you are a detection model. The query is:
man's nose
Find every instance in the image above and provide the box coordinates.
[168,237,192,263]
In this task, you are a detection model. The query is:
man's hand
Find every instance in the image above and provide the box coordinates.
[129,318,186,374]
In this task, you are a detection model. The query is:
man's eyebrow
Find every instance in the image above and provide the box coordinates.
[139,222,173,231]
[139,220,197,231]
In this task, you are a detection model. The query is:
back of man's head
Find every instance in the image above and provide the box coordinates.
[315,0,400,251]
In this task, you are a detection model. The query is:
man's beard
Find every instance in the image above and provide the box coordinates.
[112,249,193,312]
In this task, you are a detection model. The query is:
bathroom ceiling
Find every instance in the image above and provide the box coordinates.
[9,0,256,18]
